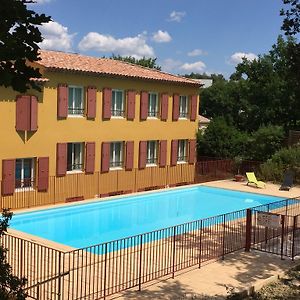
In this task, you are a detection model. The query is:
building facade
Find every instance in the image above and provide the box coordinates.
[0,50,200,209]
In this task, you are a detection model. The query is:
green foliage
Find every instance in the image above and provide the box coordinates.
[201,36,300,132]
[280,0,300,35]
[0,0,51,93]
[197,117,248,159]
[111,54,161,70]
[247,126,285,161]
[0,209,27,299]
[183,72,212,79]
[260,146,300,183]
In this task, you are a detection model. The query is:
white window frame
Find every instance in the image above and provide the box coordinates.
[179,95,189,119]
[177,139,187,163]
[146,140,158,166]
[15,158,35,190]
[111,89,125,118]
[67,142,84,172]
[110,141,124,170]
[148,92,159,118]
[68,86,84,117]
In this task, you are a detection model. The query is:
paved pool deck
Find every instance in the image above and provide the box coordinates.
[115,180,300,299]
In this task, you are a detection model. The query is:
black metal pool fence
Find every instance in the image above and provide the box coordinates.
[2,196,300,300]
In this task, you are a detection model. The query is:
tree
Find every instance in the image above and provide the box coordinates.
[0,209,27,299]
[111,54,161,70]
[0,0,51,93]
[280,0,300,35]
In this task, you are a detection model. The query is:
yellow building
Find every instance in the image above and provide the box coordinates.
[0,50,200,209]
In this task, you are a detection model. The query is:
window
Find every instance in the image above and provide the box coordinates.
[111,90,125,117]
[67,143,83,171]
[110,142,123,168]
[148,92,159,117]
[68,86,84,116]
[15,158,35,188]
[146,141,158,165]
[179,95,188,118]
[177,140,187,162]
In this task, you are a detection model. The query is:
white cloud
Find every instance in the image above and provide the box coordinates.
[161,58,182,72]
[168,11,186,22]
[188,49,207,57]
[229,52,258,64]
[78,32,154,58]
[39,21,74,51]
[152,30,172,43]
[180,61,206,72]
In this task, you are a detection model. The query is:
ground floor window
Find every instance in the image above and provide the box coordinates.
[177,139,187,162]
[147,141,158,165]
[110,142,123,168]
[15,158,35,188]
[67,143,83,171]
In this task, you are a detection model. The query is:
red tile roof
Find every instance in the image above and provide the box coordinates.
[37,50,200,87]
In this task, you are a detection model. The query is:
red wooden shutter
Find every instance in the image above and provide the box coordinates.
[16,95,30,131]
[85,142,95,174]
[30,96,38,131]
[188,139,196,164]
[1,159,15,196]
[159,140,167,167]
[38,157,49,191]
[190,95,197,121]
[101,142,110,173]
[56,143,67,176]
[139,141,147,169]
[57,84,68,118]
[170,140,178,166]
[87,87,97,119]
[102,88,112,119]
[127,90,136,120]
[140,91,148,120]
[125,141,134,170]
[172,94,179,121]
[160,93,168,121]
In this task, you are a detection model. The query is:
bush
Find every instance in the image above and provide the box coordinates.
[260,146,300,183]
[247,125,285,161]
[197,117,248,159]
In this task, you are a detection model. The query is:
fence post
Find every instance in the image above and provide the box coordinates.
[292,216,297,261]
[198,220,203,268]
[172,226,176,279]
[103,243,108,300]
[285,198,288,216]
[245,209,252,252]
[280,215,285,260]
[138,235,143,291]
[58,251,62,300]
[222,214,226,260]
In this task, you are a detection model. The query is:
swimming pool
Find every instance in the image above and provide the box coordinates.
[11,186,283,249]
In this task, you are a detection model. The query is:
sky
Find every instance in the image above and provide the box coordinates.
[29,0,286,78]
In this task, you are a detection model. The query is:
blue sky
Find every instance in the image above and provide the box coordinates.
[31,0,285,77]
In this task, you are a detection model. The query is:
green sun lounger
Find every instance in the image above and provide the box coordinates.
[246,172,266,188]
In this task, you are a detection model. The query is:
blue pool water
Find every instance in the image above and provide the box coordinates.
[11,186,283,249]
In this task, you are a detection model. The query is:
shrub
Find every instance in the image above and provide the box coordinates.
[197,117,248,159]
[247,125,285,161]
[259,146,300,183]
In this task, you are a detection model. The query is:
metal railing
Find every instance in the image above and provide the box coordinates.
[3,196,300,299]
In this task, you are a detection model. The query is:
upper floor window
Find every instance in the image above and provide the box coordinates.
[110,142,123,168]
[148,92,159,118]
[68,86,84,116]
[67,143,83,171]
[15,158,35,189]
[112,90,125,117]
[146,141,158,165]
[179,95,188,118]
[177,139,187,163]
